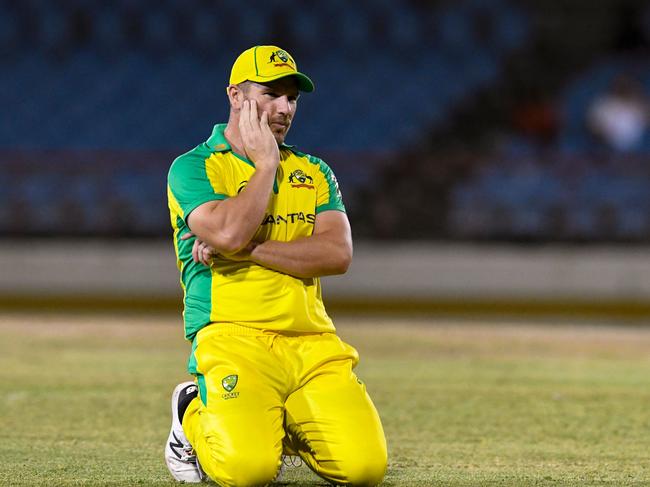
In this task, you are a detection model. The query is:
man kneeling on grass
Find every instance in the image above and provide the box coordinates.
[164,45,388,486]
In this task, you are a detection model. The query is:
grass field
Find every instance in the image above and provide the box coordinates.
[1,312,649,486]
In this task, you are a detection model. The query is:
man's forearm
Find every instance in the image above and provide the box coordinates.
[189,98,281,255]
[192,166,275,253]
[250,233,352,279]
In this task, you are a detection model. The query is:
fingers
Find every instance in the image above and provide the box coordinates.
[249,99,259,129]
[200,246,212,266]
[191,238,215,267]
[239,99,256,155]
[238,98,279,169]
[192,239,200,263]
[239,100,252,143]
[252,100,272,136]
[258,109,274,140]
[259,110,269,130]
[192,239,207,265]
[198,242,208,265]
[185,231,214,266]
[240,99,260,135]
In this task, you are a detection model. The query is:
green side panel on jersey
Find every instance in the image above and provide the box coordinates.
[187,336,199,374]
[197,374,207,406]
[174,215,213,341]
[187,339,207,405]
[169,139,227,341]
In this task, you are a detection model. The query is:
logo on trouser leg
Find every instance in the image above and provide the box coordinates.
[222,375,238,391]
[221,374,239,399]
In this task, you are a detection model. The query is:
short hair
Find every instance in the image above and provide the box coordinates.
[237,81,253,93]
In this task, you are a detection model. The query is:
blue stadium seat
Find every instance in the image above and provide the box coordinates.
[493,7,529,51]
[93,5,128,53]
[0,4,20,50]
[438,8,474,54]
[386,7,421,49]
[142,10,177,52]
[286,10,321,49]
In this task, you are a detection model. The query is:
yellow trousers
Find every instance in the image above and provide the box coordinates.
[182,323,387,487]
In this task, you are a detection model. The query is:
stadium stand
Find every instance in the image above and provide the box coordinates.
[1,0,530,237]
[7,0,650,243]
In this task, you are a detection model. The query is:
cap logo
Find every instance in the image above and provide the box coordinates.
[269,49,294,69]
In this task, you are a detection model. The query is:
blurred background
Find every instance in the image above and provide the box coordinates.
[3,0,650,316]
[4,5,650,484]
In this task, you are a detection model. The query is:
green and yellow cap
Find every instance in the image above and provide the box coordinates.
[229,45,315,92]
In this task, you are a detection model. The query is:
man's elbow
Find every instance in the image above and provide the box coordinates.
[331,246,353,275]
[207,232,249,255]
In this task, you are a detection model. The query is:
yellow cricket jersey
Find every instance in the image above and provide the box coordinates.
[167,124,345,340]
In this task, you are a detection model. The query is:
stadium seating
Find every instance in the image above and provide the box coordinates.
[445,52,650,242]
[1,0,531,237]
[1,0,528,150]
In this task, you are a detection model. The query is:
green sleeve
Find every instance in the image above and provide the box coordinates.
[314,157,346,214]
[168,146,228,223]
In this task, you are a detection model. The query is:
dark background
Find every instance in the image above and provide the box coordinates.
[3,0,650,243]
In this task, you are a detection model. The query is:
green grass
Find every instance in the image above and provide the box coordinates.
[0,313,649,486]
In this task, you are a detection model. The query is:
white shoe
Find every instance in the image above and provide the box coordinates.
[164,382,204,483]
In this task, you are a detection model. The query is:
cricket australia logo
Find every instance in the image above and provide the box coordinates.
[269,49,294,69]
[288,169,314,189]
[221,374,240,400]
[222,374,238,392]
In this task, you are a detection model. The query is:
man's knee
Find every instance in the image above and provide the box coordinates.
[323,438,387,487]
[338,450,387,486]
[199,443,281,486]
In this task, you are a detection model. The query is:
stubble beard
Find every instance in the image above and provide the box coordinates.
[272,124,290,145]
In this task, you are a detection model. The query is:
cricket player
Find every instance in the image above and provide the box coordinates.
[165,45,387,486]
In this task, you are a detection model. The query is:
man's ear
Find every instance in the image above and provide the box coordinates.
[227,85,243,110]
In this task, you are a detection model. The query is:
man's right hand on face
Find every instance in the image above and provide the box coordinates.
[239,99,280,173]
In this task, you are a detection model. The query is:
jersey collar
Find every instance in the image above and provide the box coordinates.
[206,123,296,152]
[206,124,231,152]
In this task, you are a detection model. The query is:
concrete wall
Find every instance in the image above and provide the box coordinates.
[328,242,650,300]
[2,241,650,311]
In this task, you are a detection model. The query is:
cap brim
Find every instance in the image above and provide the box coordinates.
[293,72,315,93]
[254,72,314,93]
